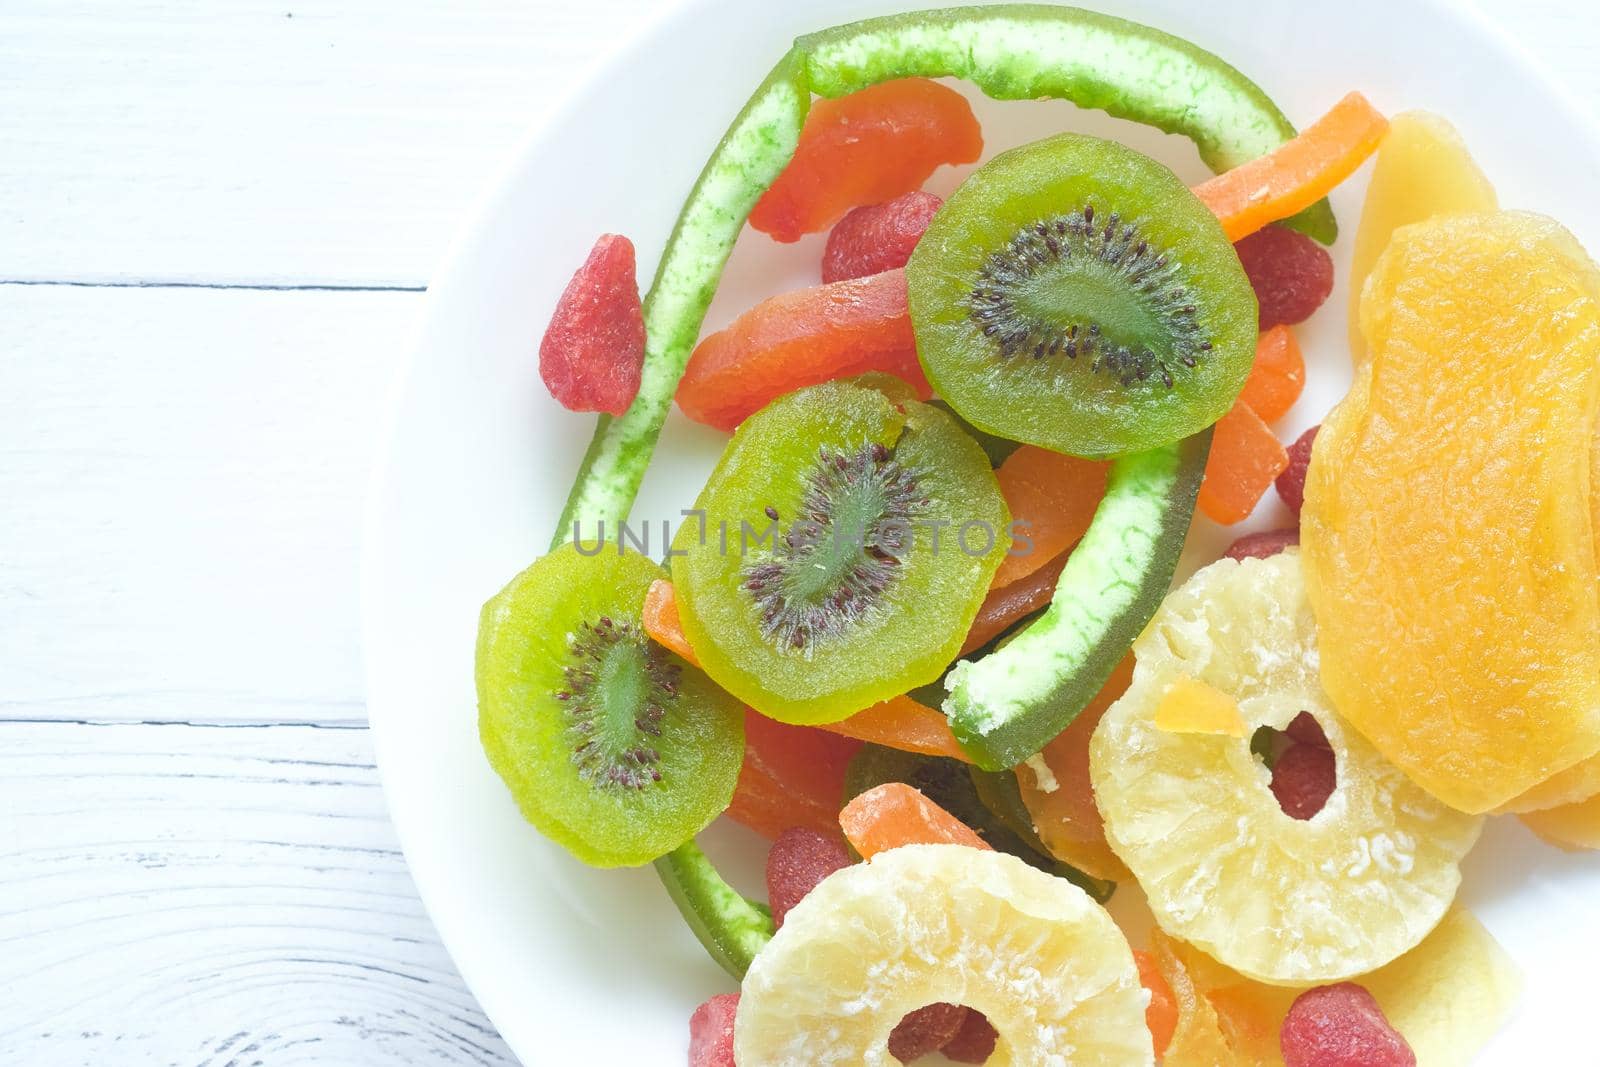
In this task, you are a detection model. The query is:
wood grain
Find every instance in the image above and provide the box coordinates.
[0,720,516,1066]
[1,285,412,726]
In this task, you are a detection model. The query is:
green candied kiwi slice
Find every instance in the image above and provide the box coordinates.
[671,379,1009,725]
[945,431,1211,771]
[476,542,744,868]
[909,133,1257,457]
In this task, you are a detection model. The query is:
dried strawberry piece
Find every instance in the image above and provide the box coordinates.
[1235,225,1335,329]
[688,992,739,1067]
[1281,983,1415,1067]
[888,1002,968,1063]
[765,826,852,928]
[941,1010,999,1063]
[1223,528,1300,561]
[1271,740,1338,820]
[822,192,943,283]
[537,234,645,416]
[1276,425,1320,515]
[1285,710,1331,749]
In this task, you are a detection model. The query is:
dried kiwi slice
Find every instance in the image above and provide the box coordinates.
[476,543,744,868]
[908,132,1257,458]
[671,380,1009,724]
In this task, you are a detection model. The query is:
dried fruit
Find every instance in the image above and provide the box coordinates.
[688,992,740,1067]
[476,544,745,867]
[1239,325,1306,422]
[672,381,1008,725]
[676,269,931,432]
[727,712,861,841]
[941,1011,999,1063]
[888,1002,968,1063]
[839,782,991,859]
[1090,553,1482,983]
[1134,949,1178,1057]
[766,826,853,927]
[1015,657,1133,883]
[734,845,1153,1065]
[1349,111,1497,363]
[750,78,981,242]
[1520,789,1600,850]
[823,191,943,283]
[1154,674,1248,738]
[1302,212,1600,812]
[538,234,645,416]
[1194,92,1387,242]
[1275,425,1318,515]
[959,546,1069,656]
[909,132,1257,459]
[1149,930,1238,1064]
[1280,983,1415,1067]
[1224,528,1300,561]
[1271,741,1337,820]
[1235,226,1335,329]
[1197,400,1289,524]
[991,446,1108,590]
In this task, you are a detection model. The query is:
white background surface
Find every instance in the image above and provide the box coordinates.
[3,1,1598,1063]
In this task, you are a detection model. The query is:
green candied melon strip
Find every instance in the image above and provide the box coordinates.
[944,431,1211,771]
[654,839,774,979]
[551,51,811,550]
[797,4,1337,245]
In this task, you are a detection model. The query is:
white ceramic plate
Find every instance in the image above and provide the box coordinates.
[364,1,1600,1061]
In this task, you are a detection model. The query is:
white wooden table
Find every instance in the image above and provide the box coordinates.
[2,2,1596,1063]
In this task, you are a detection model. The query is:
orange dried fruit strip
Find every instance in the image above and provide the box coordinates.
[1194,92,1389,242]
[838,782,991,859]
[990,446,1108,590]
[816,696,970,763]
[674,268,930,432]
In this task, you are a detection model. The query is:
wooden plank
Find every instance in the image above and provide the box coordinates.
[0,0,653,286]
[0,719,516,1065]
[0,284,415,724]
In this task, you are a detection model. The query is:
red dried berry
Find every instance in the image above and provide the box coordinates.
[1235,225,1335,329]
[1281,983,1416,1067]
[1285,710,1331,749]
[1276,425,1320,515]
[941,1010,999,1064]
[688,992,739,1067]
[1271,740,1338,820]
[888,1003,968,1063]
[538,233,645,417]
[765,826,852,929]
[1223,527,1301,561]
[821,191,943,283]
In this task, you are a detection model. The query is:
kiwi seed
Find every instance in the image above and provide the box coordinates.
[965,203,1214,390]
[741,442,928,652]
[556,616,681,789]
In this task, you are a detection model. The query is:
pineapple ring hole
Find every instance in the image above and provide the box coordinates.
[1250,711,1337,820]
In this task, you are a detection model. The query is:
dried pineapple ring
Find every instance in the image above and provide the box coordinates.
[1091,553,1482,985]
[734,844,1153,1066]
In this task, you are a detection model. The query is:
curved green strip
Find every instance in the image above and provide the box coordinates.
[552,51,811,549]
[943,431,1211,771]
[654,840,774,979]
[797,4,1337,244]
